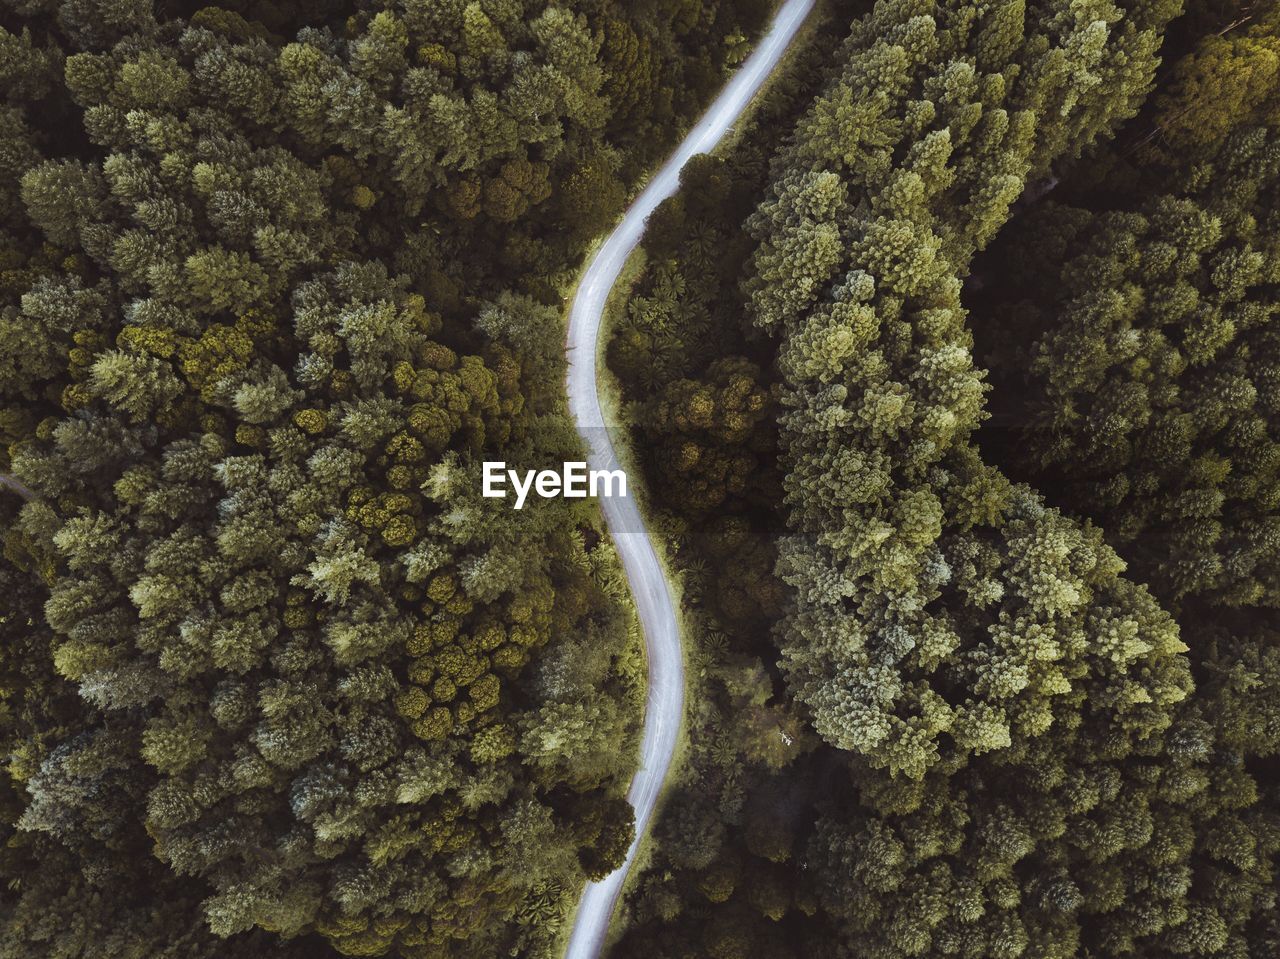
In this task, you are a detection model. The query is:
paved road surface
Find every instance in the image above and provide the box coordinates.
[562,1,816,955]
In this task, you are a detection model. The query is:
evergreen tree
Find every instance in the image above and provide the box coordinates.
[0,0,784,951]
[745,0,1184,780]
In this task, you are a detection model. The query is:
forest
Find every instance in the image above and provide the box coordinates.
[604,0,1280,957]
[0,0,772,956]
[0,0,1277,957]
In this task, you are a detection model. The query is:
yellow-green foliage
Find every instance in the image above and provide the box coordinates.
[607,1,1278,958]
[0,0,721,951]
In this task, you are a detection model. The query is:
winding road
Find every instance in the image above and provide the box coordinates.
[562,1,816,955]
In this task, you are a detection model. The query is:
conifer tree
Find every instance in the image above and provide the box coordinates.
[0,0,782,951]
[745,0,1185,779]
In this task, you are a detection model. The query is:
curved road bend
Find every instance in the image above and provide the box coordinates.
[563,0,817,955]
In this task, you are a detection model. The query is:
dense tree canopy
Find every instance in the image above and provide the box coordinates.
[979,9,1280,612]
[0,0,775,955]
[604,1,1280,958]
[748,0,1186,781]
[5,0,1280,956]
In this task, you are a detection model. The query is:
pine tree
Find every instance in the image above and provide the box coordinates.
[745,0,1184,779]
